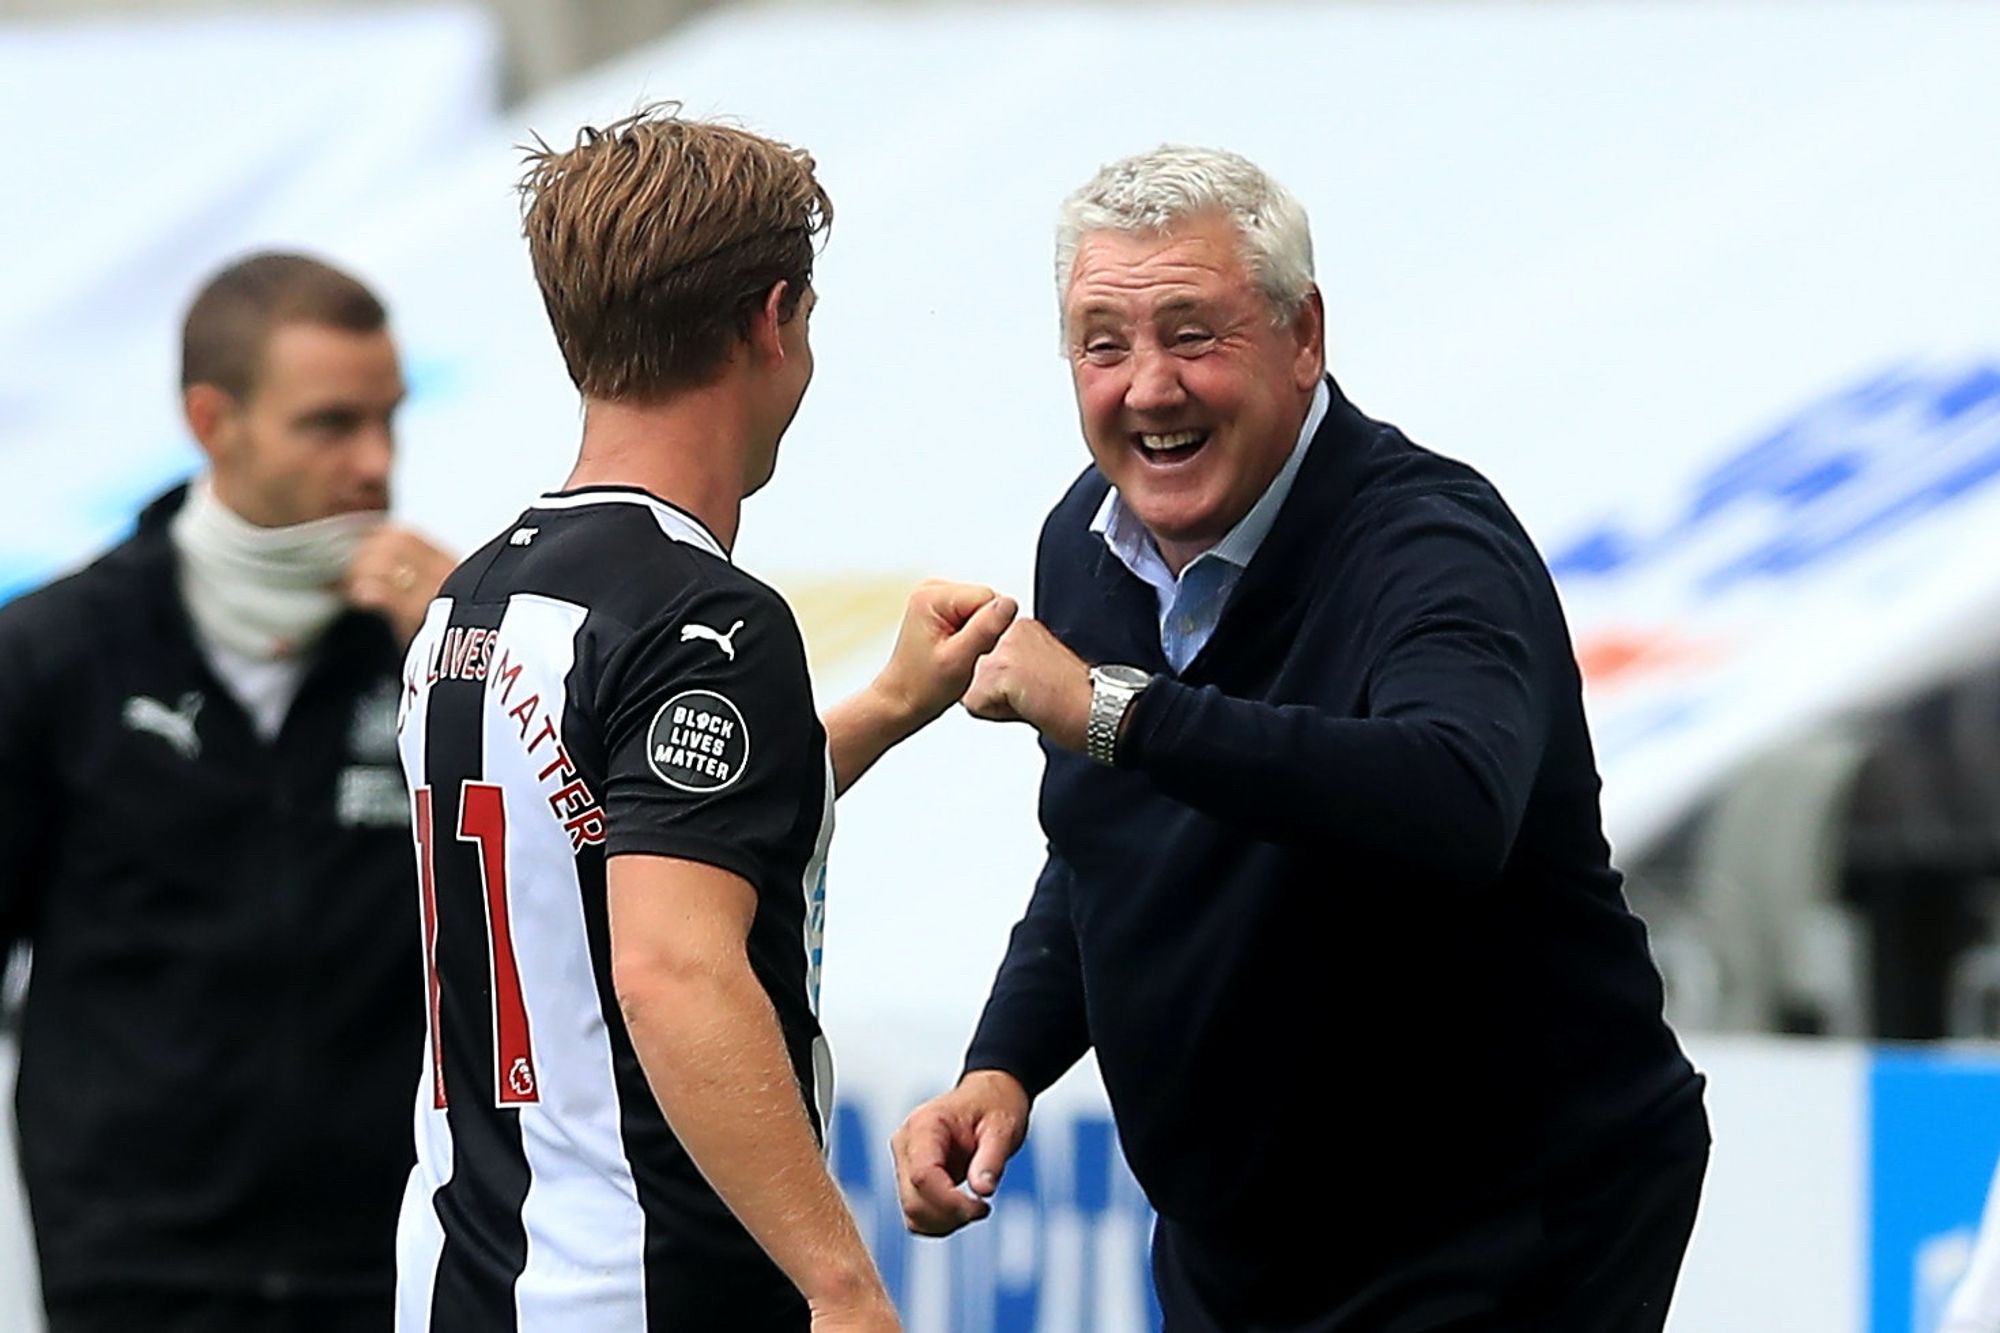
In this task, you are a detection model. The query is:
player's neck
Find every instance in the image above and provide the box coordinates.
[568,394,748,553]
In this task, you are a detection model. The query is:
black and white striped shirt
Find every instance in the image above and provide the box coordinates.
[393,486,832,1331]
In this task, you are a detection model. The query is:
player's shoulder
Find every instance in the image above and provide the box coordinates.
[603,533,796,641]
[502,491,806,666]
[583,558,810,723]
[460,488,794,628]
[630,560,803,666]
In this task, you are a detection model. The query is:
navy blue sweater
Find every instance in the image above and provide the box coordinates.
[965,380,1700,1257]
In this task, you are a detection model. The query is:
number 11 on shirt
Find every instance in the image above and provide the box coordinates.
[413,783,541,1109]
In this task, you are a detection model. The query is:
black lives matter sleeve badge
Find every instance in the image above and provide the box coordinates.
[647,690,750,793]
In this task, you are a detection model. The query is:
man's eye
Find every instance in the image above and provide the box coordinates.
[1083,341,1125,361]
[1173,330,1214,347]
[304,413,358,437]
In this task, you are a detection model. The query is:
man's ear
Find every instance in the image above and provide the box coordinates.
[183,383,240,466]
[747,280,791,366]
[1291,287,1327,390]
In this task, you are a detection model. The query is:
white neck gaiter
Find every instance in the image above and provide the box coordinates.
[170,477,384,661]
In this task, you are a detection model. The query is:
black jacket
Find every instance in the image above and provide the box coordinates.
[966,380,1701,1270]
[0,486,421,1299]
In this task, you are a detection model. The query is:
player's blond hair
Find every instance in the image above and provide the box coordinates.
[518,103,833,401]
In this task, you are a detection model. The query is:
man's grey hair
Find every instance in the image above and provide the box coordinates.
[1054,145,1316,334]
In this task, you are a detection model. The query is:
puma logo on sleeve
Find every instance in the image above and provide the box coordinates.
[678,620,745,661]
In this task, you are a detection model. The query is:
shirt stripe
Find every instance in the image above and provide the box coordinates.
[422,595,531,1333]
[396,598,454,1333]
[493,594,650,1330]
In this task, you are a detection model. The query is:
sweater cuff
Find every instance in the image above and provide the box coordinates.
[1119,674,1193,770]
[961,1033,1067,1100]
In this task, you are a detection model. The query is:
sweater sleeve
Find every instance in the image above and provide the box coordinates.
[1119,505,1553,885]
[962,852,1091,1096]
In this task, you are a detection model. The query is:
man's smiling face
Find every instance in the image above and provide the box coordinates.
[1063,210,1322,572]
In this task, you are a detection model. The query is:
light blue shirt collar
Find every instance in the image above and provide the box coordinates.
[1088,379,1330,671]
[1090,377,1330,589]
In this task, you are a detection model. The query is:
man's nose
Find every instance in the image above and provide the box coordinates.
[1125,344,1187,416]
[351,424,395,493]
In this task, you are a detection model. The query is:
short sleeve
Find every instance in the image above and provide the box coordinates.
[595,583,822,893]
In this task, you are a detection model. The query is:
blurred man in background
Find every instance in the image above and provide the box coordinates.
[394,105,1009,1333]
[893,146,1709,1330]
[0,252,452,1332]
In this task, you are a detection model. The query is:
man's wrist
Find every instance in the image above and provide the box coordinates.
[959,1066,1031,1107]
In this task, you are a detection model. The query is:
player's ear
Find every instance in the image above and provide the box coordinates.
[183,383,242,465]
[747,280,791,366]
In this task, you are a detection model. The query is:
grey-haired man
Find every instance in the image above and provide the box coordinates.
[893,147,1708,1331]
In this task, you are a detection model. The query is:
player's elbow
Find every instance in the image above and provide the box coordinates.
[611,944,745,1035]
[612,960,658,1034]
[611,949,696,1032]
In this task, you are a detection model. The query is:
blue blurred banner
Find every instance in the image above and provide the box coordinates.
[832,1095,1161,1332]
[1871,1048,2000,1333]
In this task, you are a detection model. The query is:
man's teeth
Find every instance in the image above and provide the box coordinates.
[1138,430,1206,452]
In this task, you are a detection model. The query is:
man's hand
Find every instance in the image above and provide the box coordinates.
[872,581,1019,730]
[342,525,455,646]
[891,1070,1031,1237]
[961,619,1091,752]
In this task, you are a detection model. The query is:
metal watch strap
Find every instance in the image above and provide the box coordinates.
[1086,667,1148,767]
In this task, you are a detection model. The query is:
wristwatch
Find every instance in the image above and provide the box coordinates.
[1086,664,1152,767]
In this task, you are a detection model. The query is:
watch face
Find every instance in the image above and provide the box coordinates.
[1095,664,1152,689]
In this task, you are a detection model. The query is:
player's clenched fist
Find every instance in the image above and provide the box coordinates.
[960,618,1092,752]
[824,581,1020,797]
[891,1070,1031,1237]
[872,580,1019,728]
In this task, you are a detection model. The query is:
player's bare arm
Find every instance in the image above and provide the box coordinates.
[823,581,1018,795]
[890,1070,1031,1237]
[608,854,899,1331]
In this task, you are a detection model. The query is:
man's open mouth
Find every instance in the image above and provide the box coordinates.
[1133,429,1210,464]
